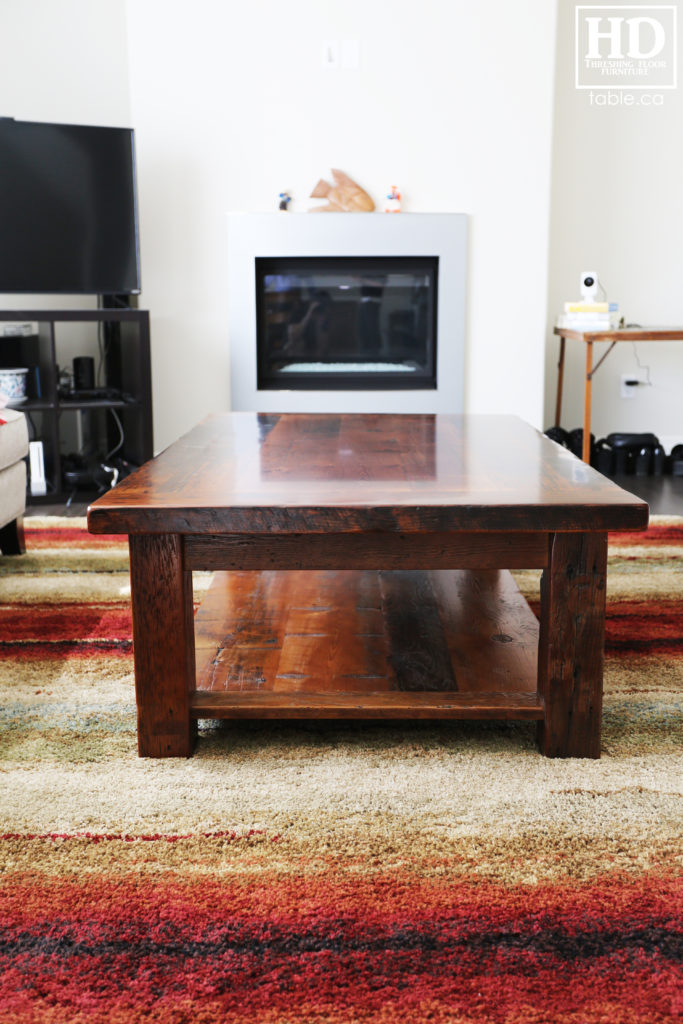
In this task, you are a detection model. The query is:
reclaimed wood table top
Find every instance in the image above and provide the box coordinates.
[88,412,649,535]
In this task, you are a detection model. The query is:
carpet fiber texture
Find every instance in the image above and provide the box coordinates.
[0,516,681,1023]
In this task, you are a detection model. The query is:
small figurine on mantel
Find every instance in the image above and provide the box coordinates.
[278,191,292,211]
[309,169,375,212]
[384,186,401,213]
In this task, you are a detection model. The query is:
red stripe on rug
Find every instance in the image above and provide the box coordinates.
[515,598,683,656]
[0,873,679,1022]
[26,523,682,549]
[5,598,680,658]
[606,603,683,653]
[23,522,683,551]
[1,954,679,1024]
[2,872,679,941]
[24,526,127,548]
[609,524,683,546]
[0,603,132,642]
[0,639,132,660]
[0,601,133,659]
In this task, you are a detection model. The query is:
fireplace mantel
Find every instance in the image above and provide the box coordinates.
[227,212,466,413]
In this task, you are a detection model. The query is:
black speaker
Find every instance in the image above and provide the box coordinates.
[73,356,95,391]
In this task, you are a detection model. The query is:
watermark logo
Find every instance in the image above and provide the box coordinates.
[575,5,677,89]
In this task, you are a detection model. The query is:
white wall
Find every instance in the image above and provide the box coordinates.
[0,0,130,126]
[126,0,558,451]
[0,0,131,368]
[545,0,683,451]
[0,1,557,453]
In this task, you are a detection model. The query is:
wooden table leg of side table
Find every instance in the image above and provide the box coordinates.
[128,533,197,757]
[554,336,566,427]
[582,341,593,462]
[536,531,608,758]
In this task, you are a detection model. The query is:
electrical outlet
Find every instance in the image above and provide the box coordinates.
[620,373,642,398]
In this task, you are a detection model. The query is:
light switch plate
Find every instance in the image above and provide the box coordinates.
[321,41,339,69]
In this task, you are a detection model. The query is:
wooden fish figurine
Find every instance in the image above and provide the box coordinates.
[309,169,375,212]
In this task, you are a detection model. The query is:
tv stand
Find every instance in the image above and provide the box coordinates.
[98,294,133,310]
[0,307,152,504]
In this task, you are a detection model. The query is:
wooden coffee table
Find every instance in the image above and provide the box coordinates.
[87,413,648,759]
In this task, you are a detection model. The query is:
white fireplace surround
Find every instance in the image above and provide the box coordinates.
[227,212,467,413]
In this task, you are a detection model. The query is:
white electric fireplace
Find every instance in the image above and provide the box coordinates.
[227,213,466,413]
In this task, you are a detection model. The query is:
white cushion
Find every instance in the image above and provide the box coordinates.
[0,460,27,530]
[0,408,29,473]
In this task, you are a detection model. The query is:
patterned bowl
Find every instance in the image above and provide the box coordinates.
[0,368,28,404]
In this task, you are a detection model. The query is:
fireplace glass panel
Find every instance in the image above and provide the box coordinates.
[256,256,438,390]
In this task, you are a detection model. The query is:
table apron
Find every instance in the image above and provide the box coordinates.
[183,531,550,571]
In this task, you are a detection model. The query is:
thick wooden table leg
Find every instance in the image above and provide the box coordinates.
[129,534,197,757]
[537,532,607,758]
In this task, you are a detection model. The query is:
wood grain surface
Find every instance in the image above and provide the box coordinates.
[192,568,541,717]
[536,532,608,758]
[190,691,545,720]
[129,534,197,757]
[183,532,549,571]
[88,413,648,535]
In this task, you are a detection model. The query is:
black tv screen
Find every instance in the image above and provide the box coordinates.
[0,118,140,296]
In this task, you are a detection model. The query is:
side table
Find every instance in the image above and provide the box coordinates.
[553,326,683,462]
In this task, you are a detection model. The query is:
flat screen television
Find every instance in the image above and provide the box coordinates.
[0,117,140,298]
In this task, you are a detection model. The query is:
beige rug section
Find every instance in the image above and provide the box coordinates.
[0,514,680,883]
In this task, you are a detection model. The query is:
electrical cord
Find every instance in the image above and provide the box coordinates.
[97,322,109,388]
[601,281,653,389]
[631,342,652,386]
[104,407,125,460]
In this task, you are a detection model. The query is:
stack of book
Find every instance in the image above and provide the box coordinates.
[556,302,618,331]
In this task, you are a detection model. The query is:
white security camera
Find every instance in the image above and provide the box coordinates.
[580,271,599,302]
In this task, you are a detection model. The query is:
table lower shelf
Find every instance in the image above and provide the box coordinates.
[192,568,543,720]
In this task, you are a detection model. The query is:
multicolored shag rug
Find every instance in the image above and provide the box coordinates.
[0,516,681,1023]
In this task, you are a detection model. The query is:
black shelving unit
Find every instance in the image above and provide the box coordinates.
[0,308,152,504]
